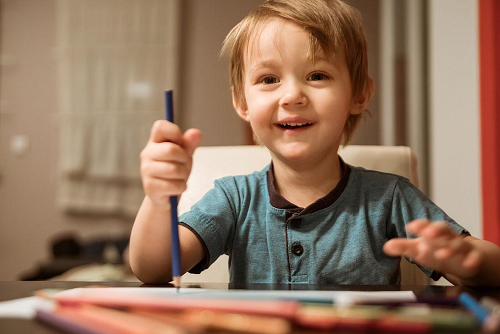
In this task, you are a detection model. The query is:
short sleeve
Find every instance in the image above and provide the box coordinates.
[388,178,469,280]
[179,179,237,273]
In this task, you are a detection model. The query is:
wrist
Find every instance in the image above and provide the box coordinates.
[145,195,171,213]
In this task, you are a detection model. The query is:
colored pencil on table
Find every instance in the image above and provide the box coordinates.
[37,304,188,334]
[165,90,181,289]
[459,292,500,333]
[36,309,101,334]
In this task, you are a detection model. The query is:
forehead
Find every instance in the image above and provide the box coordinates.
[244,19,308,64]
[243,18,339,69]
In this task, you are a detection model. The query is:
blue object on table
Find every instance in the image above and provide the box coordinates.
[459,292,489,323]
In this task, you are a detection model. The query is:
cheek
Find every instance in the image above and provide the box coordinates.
[245,92,274,121]
[248,106,268,127]
[319,92,353,117]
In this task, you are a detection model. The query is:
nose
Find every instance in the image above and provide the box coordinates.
[279,81,307,107]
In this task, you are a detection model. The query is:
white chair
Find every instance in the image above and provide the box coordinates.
[178,145,429,285]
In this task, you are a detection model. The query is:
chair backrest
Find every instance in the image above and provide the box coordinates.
[179,145,428,285]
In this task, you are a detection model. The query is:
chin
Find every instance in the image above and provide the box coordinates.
[275,147,312,163]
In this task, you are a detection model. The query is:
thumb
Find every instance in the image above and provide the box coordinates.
[182,128,203,157]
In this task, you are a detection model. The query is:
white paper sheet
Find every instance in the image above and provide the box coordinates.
[0,296,54,319]
[56,287,416,306]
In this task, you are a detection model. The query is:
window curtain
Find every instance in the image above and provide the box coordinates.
[56,0,180,217]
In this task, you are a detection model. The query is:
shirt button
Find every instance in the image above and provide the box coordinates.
[291,243,303,256]
[290,219,302,229]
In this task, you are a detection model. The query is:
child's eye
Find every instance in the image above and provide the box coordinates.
[308,73,330,81]
[259,76,280,84]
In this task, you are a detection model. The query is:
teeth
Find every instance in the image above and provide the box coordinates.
[280,122,311,127]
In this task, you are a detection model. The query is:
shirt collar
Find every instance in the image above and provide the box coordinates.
[266,157,351,215]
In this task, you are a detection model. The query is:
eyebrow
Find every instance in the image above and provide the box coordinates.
[313,56,343,71]
[247,56,342,75]
[248,59,281,74]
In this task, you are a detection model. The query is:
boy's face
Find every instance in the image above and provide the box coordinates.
[234,19,368,165]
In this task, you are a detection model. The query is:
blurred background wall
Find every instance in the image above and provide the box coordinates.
[0,0,481,281]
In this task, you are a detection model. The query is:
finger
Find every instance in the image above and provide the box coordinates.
[141,161,190,181]
[420,221,458,240]
[406,219,431,235]
[141,142,190,164]
[437,235,473,259]
[385,238,447,270]
[383,238,419,257]
[182,128,203,157]
[149,120,183,144]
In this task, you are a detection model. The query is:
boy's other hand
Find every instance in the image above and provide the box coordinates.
[383,219,482,279]
[140,120,203,207]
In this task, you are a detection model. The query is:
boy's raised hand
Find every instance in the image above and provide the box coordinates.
[383,219,483,281]
[140,120,202,207]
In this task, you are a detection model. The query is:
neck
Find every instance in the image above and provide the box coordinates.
[271,153,342,208]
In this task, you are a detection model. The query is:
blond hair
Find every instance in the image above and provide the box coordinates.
[220,0,371,143]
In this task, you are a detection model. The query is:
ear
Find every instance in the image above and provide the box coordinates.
[350,77,375,115]
[232,88,250,122]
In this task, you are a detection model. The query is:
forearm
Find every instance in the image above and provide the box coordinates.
[130,196,173,284]
[445,237,500,287]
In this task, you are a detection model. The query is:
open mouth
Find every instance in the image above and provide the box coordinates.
[278,122,313,129]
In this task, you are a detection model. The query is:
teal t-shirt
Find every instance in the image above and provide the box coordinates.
[179,162,467,285]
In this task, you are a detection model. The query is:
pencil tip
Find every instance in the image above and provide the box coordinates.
[173,276,181,290]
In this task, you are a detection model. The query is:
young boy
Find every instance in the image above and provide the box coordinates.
[130,0,500,286]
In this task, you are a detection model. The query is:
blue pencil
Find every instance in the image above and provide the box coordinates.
[165,90,181,289]
[459,292,500,332]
